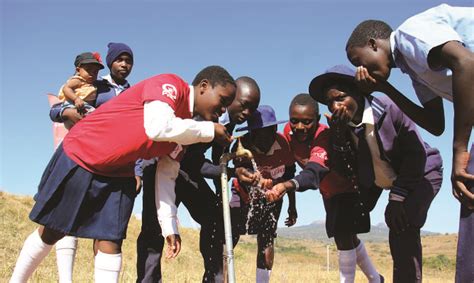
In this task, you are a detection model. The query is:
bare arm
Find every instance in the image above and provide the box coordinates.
[62,78,84,107]
[356,66,445,136]
[432,41,474,207]
[378,82,445,136]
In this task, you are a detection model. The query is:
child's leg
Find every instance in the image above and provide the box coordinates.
[10,226,64,282]
[353,235,381,282]
[55,236,78,283]
[256,233,274,283]
[94,240,123,283]
[335,234,357,283]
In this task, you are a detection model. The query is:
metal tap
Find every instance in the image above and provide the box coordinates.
[219,137,253,283]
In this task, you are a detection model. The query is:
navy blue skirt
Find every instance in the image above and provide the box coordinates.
[30,144,137,240]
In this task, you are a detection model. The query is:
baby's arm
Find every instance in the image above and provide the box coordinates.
[62,78,85,110]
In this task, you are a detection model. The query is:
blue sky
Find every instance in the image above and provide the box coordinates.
[1,0,472,233]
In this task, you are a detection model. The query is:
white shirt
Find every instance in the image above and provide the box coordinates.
[101,74,130,95]
[391,4,474,104]
[144,85,214,238]
[350,99,397,190]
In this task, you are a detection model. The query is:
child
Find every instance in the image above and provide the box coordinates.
[282,93,382,283]
[58,52,104,128]
[137,76,261,283]
[345,8,473,280]
[9,65,236,283]
[231,105,297,283]
[307,65,443,282]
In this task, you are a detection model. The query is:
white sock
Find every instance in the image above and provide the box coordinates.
[214,270,224,283]
[10,229,53,283]
[55,236,78,283]
[355,241,380,283]
[256,268,271,283]
[338,249,357,283]
[94,250,122,283]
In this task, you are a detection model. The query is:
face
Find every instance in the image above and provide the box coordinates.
[76,63,101,83]
[324,84,360,121]
[110,53,133,83]
[346,39,391,81]
[249,125,277,153]
[227,84,260,125]
[195,81,236,121]
[289,104,319,143]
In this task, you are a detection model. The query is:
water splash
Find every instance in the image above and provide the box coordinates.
[245,158,275,233]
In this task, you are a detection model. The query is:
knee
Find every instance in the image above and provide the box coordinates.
[39,226,65,245]
[96,239,123,254]
[335,234,356,250]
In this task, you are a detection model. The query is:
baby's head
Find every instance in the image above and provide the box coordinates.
[74,52,104,83]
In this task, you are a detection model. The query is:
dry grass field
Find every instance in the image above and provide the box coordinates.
[1,191,457,282]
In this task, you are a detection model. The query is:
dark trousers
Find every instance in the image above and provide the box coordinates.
[386,169,443,283]
[136,164,164,283]
[455,146,474,283]
[175,171,224,283]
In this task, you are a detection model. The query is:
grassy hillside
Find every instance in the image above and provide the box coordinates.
[1,191,457,282]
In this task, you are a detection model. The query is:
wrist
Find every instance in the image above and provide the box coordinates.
[287,179,299,192]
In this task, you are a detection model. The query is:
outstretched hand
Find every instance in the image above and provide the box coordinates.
[235,167,260,187]
[265,182,288,203]
[452,150,474,210]
[165,234,182,259]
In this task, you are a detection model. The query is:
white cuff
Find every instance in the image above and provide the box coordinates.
[199,121,215,143]
[159,218,179,239]
[389,193,405,202]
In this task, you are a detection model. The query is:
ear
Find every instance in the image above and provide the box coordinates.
[316,114,321,123]
[199,79,210,95]
[368,38,378,51]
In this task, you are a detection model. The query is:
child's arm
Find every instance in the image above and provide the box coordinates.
[430,41,474,207]
[356,66,445,136]
[144,101,231,146]
[285,191,297,227]
[62,78,85,110]
[155,155,182,259]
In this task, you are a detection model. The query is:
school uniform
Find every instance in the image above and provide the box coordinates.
[230,133,295,245]
[137,112,235,283]
[390,5,473,281]
[31,74,214,241]
[284,122,373,238]
[348,95,443,282]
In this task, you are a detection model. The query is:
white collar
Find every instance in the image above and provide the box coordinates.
[390,31,397,63]
[253,138,281,156]
[101,74,130,89]
[188,85,194,115]
[349,98,374,128]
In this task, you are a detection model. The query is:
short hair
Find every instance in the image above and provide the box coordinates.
[346,20,393,50]
[192,65,236,88]
[289,93,319,114]
[236,76,261,95]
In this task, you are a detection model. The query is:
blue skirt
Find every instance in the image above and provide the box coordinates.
[30,144,137,240]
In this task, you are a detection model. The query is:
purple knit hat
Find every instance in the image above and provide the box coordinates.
[106,42,133,68]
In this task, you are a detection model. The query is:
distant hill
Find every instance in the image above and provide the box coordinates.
[277,220,439,243]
